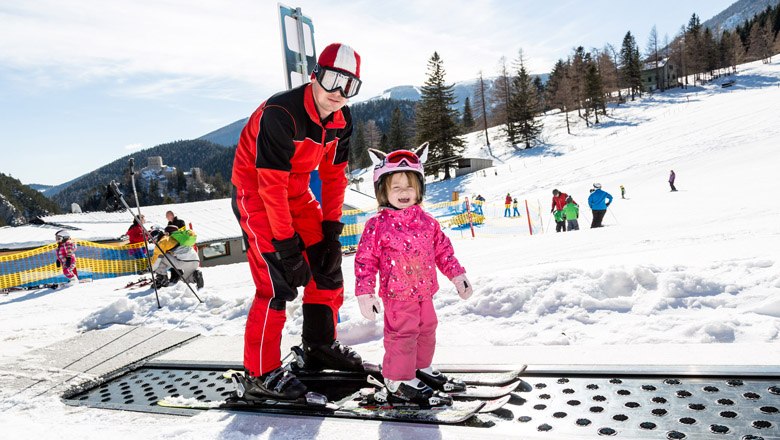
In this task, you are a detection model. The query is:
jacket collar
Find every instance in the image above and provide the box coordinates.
[380,204,423,220]
[303,83,347,130]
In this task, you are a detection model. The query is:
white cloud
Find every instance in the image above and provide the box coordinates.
[0,0,736,101]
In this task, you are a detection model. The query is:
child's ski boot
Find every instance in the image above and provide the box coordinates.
[416,367,467,393]
[381,378,453,408]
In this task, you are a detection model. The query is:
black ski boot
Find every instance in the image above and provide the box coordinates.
[301,304,363,371]
[233,367,307,401]
[384,379,453,407]
[153,274,169,289]
[302,340,363,371]
[194,270,204,289]
[168,269,180,285]
[416,368,467,393]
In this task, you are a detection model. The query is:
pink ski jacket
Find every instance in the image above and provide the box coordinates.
[354,204,465,301]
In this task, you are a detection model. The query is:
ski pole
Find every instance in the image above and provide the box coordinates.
[128,159,161,309]
[108,180,203,304]
[609,208,619,225]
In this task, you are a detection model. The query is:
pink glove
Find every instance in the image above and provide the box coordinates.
[357,294,382,320]
[451,274,473,299]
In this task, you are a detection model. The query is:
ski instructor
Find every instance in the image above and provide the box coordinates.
[231,43,363,400]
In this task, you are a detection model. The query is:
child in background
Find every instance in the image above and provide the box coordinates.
[512,198,521,217]
[504,193,512,217]
[355,143,473,407]
[620,185,626,199]
[562,196,580,231]
[55,230,78,284]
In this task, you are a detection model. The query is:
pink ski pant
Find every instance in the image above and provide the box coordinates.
[381,298,438,381]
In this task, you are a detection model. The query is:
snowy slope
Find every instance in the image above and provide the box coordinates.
[1,58,780,439]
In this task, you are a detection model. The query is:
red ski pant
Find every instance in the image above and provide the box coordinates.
[381,298,438,381]
[233,188,344,377]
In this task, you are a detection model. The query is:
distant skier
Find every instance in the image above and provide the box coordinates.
[54,230,78,284]
[620,185,626,199]
[504,193,512,217]
[588,183,613,228]
[512,198,521,217]
[669,170,678,192]
[551,189,575,232]
[562,196,580,231]
[474,194,485,215]
[355,145,472,407]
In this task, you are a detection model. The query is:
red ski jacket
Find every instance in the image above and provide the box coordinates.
[126,223,147,244]
[231,84,352,241]
[552,192,576,211]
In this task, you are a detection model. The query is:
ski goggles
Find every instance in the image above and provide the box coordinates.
[385,150,420,165]
[313,65,362,98]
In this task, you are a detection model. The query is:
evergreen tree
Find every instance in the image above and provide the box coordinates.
[508,50,543,149]
[348,122,371,170]
[415,52,464,179]
[620,31,643,100]
[546,58,574,134]
[569,47,587,115]
[461,97,475,131]
[387,107,407,148]
[584,59,606,124]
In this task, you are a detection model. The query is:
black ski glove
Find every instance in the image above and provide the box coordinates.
[65,257,72,267]
[272,233,311,288]
[55,260,61,268]
[320,221,344,276]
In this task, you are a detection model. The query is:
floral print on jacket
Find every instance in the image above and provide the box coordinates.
[354,204,465,301]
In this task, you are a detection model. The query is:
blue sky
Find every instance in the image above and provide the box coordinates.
[0,0,735,185]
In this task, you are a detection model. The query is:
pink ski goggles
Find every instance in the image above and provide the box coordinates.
[373,150,424,183]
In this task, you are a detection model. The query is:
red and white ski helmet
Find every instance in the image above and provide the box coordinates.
[368,142,429,198]
[315,43,361,79]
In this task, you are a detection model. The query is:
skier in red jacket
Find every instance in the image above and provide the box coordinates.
[231,43,363,401]
[551,189,576,232]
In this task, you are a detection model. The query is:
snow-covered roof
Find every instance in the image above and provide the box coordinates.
[0,188,379,250]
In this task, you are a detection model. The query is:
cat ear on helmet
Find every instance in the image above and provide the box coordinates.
[367,148,386,166]
[415,142,429,163]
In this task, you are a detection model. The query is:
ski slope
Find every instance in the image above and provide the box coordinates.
[2,58,780,439]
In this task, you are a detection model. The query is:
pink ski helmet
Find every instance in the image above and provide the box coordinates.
[368,142,429,199]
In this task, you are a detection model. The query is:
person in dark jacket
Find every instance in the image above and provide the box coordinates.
[669,170,677,192]
[587,183,613,228]
[165,211,186,234]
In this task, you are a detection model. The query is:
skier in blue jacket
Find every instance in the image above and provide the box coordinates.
[587,183,613,228]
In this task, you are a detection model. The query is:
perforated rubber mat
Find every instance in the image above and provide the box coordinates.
[64,367,780,438]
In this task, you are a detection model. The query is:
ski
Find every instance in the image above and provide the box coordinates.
[449,379,522,399]
[456,367,527,386]
[116,277,152,290]
[157,390,492,424]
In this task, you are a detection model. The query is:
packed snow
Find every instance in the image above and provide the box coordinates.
[2,58,780,439]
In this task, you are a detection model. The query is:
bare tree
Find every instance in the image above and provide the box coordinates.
[646,25,661,91]
[472,70,493,155]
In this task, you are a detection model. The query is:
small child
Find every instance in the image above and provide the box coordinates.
[620,185,626,199]
[55,230,78,284]
[355,143,473,407]
[562,196,580,231]
[512,198,521,217]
